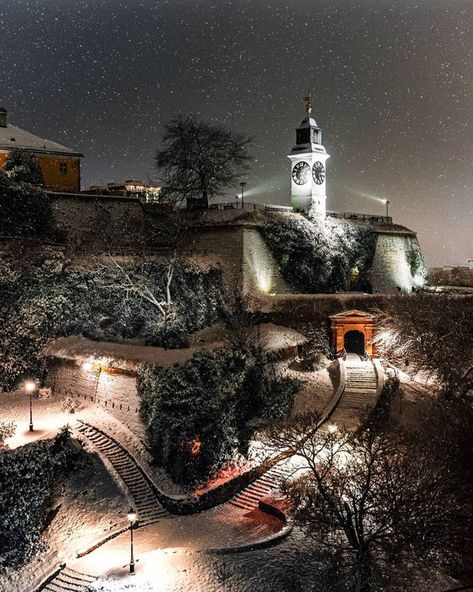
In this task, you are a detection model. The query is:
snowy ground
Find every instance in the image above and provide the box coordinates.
[2,363,455,592]
[84,526,458,592]
[288,359,337,417]
[0,394,289,592]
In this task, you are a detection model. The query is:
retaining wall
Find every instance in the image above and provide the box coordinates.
[46,360,143,436]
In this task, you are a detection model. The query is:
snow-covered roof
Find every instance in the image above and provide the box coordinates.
[0,123,82,157]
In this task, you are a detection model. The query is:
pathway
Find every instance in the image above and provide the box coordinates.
[329,354,379,426]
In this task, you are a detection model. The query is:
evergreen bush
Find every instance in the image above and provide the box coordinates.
[259,214,377,293]
[138,345,299,485]
[0,429,80,568]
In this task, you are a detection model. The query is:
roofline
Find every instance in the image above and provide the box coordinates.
[0,146,83,158]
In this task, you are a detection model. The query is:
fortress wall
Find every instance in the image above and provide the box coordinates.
[49,193,145,251]
[242,227,291,295]
[370,233,426,292]
[185,225,245,289]
[47,359,143,436]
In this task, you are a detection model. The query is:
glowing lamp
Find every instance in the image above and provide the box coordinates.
[327,423,338,434]
[127,508,137,523]
[82,361,93,371]
[25,381,37,393]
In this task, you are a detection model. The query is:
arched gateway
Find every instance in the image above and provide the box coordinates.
[329,310,377,357]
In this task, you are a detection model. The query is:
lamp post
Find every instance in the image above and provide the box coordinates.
[25,381,36,432]
[127,507,137,575]
[239,182,247,209]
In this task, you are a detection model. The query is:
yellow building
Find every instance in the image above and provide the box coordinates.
[0,108,83,192]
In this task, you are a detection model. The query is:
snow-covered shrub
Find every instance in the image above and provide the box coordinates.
[0,250,225,390]
[138,346,299,485]
[0,428,81,568]
[61,396,79,414]
[0,421,16,449]
[259,214,377,293]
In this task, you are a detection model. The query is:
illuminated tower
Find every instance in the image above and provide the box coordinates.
[288,95,330,216]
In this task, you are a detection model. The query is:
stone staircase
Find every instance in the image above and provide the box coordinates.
[40,567,96,592]
[75,421,170,527]
[229,463,292,512]
[330,356,378,424]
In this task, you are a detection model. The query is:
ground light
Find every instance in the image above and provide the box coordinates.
[127,507,137,575]
[24,380,37,432]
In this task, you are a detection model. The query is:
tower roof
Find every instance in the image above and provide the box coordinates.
[299,115,319,129]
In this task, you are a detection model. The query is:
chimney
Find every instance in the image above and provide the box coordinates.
[0,108,7,127]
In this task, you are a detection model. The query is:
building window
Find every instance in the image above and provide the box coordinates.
[59,162,68,176]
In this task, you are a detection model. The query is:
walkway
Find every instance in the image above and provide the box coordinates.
[329,354,379,426]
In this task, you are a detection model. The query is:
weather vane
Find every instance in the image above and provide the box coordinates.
[303,92,312,116]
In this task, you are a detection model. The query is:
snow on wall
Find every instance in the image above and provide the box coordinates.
[242,227,291,295]
[47,360,144,436]
[369,233,426,292]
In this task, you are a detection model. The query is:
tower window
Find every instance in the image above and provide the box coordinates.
[59,162,68,176]
[296,129,310,144]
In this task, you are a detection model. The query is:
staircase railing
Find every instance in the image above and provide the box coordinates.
[362,349,371,361]
[336,348,347,361]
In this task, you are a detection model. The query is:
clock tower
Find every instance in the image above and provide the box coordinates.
[288,96,330,216]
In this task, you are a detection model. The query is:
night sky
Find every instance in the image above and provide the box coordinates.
[1,0,472,266]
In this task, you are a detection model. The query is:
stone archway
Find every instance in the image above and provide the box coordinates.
[329,310,377,357]
[344,330,365,355]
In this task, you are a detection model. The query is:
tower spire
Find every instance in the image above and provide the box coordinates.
[303,92,312,117]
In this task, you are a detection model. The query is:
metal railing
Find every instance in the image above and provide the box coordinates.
[208,201,293,212]
[327,211,392,224]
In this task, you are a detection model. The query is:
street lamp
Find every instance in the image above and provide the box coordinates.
[25,380,37,432]
[239,181,247,209]
[384,199,390,218]
[127,507,137,575]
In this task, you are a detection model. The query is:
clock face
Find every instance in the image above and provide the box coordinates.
[292,161,310,185]
[312,161,325,184]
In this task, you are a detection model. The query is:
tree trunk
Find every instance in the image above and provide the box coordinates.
[355,548,373,592]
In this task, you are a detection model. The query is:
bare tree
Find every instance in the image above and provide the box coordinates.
[154,116,252,209]
[269,417,462,592]
[374,293,473,399]
[101,252,177,322]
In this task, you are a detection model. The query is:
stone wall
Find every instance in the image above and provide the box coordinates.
[49,193,145,252]
[185,224,245,289]
[43,192,426,295]
[370,232,426,292]
[47,359,143,436]
[242,227,291,295]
